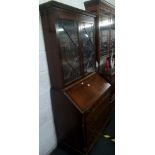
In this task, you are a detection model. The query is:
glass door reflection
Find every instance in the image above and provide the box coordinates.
[57,19,81,85]
[80,22,96,74]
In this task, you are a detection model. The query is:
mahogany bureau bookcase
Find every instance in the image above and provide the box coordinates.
[40,1,112,154]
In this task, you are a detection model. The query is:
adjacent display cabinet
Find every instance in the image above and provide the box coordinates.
[40,1,113,154]
[84,0,115,84]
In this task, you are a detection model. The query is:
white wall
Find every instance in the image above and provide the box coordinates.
[39,0,115,155]
[39,15,57,155]
[40,0,86,9]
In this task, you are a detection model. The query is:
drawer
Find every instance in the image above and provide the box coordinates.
[85,105,111,148]
[86,103,110,131]
[84,94,111,148]
[86,127,97,149]
[85,90,110,123]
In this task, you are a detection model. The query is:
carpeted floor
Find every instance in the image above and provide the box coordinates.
[51,112,115,155]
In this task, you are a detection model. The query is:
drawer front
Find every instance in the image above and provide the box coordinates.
[86,90,110,124]
[85,89,111,147]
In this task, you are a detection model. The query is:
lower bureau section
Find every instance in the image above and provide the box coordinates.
[53,73,114,155]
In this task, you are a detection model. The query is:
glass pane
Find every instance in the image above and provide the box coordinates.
[100,29,109,56]
[80,22,96,73]
[110,29,115,53]
[111,15,115,54]
[99,14,111,74]
[57,19,81,84]
[99,14,111,56]
[110,15,115,73]
[111,15,115,29]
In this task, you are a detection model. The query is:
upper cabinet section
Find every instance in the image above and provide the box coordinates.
[40,1,96,88]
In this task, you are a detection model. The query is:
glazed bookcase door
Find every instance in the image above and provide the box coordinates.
[80,22,96,74]
[109,15,115,74]
[56,19,81,85]
[109,14,115,54]
[110,15,115,54]
[99,13,111,73]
